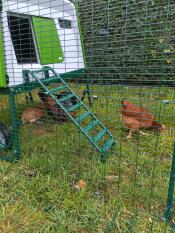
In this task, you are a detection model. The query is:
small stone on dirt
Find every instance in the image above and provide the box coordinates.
[25,170,38,177]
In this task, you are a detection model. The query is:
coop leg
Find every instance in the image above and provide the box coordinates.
[29,92,34,103]
[86,84,92,107]
[25,92,34,104]
[23,71,34,104]
[81,90,86,102]
[81,84,92,107]
[9,88,21,161]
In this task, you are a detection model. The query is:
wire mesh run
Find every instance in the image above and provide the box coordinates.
[0,0,174,232]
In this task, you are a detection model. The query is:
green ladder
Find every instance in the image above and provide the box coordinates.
[23,67,115,158]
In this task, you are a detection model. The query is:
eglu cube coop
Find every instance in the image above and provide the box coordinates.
[0,0,175,232]
[0,0,115,162]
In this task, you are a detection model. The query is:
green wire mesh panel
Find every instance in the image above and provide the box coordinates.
[0,23,6,87]
[0,0,174,232]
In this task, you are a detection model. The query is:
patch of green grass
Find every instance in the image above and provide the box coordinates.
[0,84,174,232]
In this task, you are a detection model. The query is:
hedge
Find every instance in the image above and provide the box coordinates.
[77,0,175,84]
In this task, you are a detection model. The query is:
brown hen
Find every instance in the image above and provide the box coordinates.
[121,100,165,138]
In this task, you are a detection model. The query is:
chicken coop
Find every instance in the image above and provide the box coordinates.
[0,0,175,232]
[0,0,115,162]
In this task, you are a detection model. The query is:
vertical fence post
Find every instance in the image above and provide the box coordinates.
[164,142,175,222]
[9,88,21,161]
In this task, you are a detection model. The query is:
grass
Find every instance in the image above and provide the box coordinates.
[0,83,174,232]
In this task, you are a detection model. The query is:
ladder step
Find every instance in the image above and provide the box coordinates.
[76,111,90,123]
[93,129,107,143]
[0,142,7,150]
[68,103,82,112]
[101,138,115,153]
[58,94,74,102]
[42,76,59,84]
[50,85,66,93]
[83,119,99,133]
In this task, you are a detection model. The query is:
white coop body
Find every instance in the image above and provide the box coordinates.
[1,0,84,86]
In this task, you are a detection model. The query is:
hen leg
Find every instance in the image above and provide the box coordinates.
[139,131,149,136]
[127,130,132,139]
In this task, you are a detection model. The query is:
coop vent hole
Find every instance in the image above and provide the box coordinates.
[58,18,72,29]
[8,13,38,64]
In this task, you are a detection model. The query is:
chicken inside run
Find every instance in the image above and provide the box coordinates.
[0,0,175,232]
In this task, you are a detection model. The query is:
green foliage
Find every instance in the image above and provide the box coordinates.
[77,0,175,83]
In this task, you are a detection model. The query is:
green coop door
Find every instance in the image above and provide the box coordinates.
[0,26,6,87]
[32,17,64,65]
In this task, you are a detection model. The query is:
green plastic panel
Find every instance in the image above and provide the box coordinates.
[32,17,64,65]
[0,25,6,87]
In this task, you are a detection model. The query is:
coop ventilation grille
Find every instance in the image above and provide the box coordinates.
[58,18,72,29]
[8,13,38,64]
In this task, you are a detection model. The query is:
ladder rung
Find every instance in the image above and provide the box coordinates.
[50,85,66,93]
[83,120,99,133]
[58,94,74,102]
[93,129,107,143]
[0,142,7,150]
[68,103,82,112]
[42,76,59,84]
[76,111,90,123]
[101,138,115,153]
